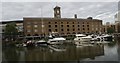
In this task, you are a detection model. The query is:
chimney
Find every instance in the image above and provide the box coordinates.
[87,17,92,19]
[74,14,77,18]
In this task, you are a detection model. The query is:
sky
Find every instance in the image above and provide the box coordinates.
[1,1,120,24]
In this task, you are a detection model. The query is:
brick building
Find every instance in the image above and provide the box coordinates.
[23,6,102,36]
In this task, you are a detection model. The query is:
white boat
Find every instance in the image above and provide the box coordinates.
[35,40,47,46]
[74,34,92,42]
[102,34,113,41]
[47,37,66,45]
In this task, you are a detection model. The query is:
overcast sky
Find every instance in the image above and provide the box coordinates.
[1,2,119,24]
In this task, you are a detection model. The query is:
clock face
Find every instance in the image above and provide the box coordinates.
[57,10,59,14]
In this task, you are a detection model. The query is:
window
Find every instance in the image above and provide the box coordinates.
[61,25,63,27]
[83,22,84,24]
[67,29,69,31]
[87,22,89,24]
[67,22,69,24]
[55,22,57,24]
[55,29,58,32]
[27,22,31,25]
[27,25,31,28]
[83,28,85,30]
[73,25,74,27]
[67,25,69,27]
[83,25,84,27]
[61,22,63,24]
[34,29,38,32]
[49,29,51,32]
[78,28,80,30]
[34,22,37,24]
[55,25,57,27]
[73,29,75,31]
[34,25,38,28]
[78,22,79,23]
[78,25,80,27]
[61,29,64,31]
[27,30,31,32]
[88,28,89,30]
[49,25,51,27]
[72,32,76,34]
[87,25,89,27]
[73,22,74,24]
[48,22,51,24]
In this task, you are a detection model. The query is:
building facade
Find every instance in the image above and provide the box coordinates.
[23,6,102,36]
[115,11,120,33]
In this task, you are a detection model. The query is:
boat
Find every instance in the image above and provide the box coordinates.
[47,37,66,45]
[35,40,47,46]
[24,40,35,47]
[74,34,92,42]
[102,34,113,41]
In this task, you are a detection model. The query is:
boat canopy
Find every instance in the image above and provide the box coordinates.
[52,37,66,41]
[76,34,86,37]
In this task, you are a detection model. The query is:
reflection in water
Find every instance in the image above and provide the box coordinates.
[2,41,119,61]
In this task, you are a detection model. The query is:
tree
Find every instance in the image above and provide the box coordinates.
[107,27,115,34]
[4,22,18,41]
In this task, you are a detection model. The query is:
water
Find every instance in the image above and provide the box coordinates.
[2,40,120,62]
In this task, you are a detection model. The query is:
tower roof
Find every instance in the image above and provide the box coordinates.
[54,6,60,9]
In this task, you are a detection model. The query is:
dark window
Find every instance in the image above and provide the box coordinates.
[87,22,89,24]
[83,22,84,24]
[73,22,74,24]
[61,29,64,31]
[67,22,69,24]
[83,25,84,27]
[87,25,89,27]
[67,25,69,27]
[48,25,51,27]
[78,28,80,30]
[61,22,63,24]
[55,22,57,24]
[27,34,31,36]
[78,22,79,23]
[72,32,76,34]
[73,25,74,27]
[48,22,51,24]
[78,25,80,27]
[55,29,58,32]
[83,28,85,30]
[61,25,63,27]
[67,29,69,31]
[67,32,70,34]
[78,32,81,34]
[34,34,38,36]
[49,29,51,32]
[55,25,57,27]
[88,28,89,30]
[73,29,75,31]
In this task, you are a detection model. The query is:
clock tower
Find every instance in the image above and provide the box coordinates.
[54,6,61,18]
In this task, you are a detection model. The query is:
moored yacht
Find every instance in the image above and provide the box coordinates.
[74,34,92,42]
[47,37,66,45]
[35,40,47,46]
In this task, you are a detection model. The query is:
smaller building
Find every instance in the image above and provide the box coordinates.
[1,20,23,35]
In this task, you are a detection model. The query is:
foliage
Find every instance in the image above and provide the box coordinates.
[4,22,18,41]
[107,27,115,34]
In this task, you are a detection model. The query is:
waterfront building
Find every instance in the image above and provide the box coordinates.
[1,20,23,35]
[102,22,115,33]
[23,6,103,36]
[115,11,120,33]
